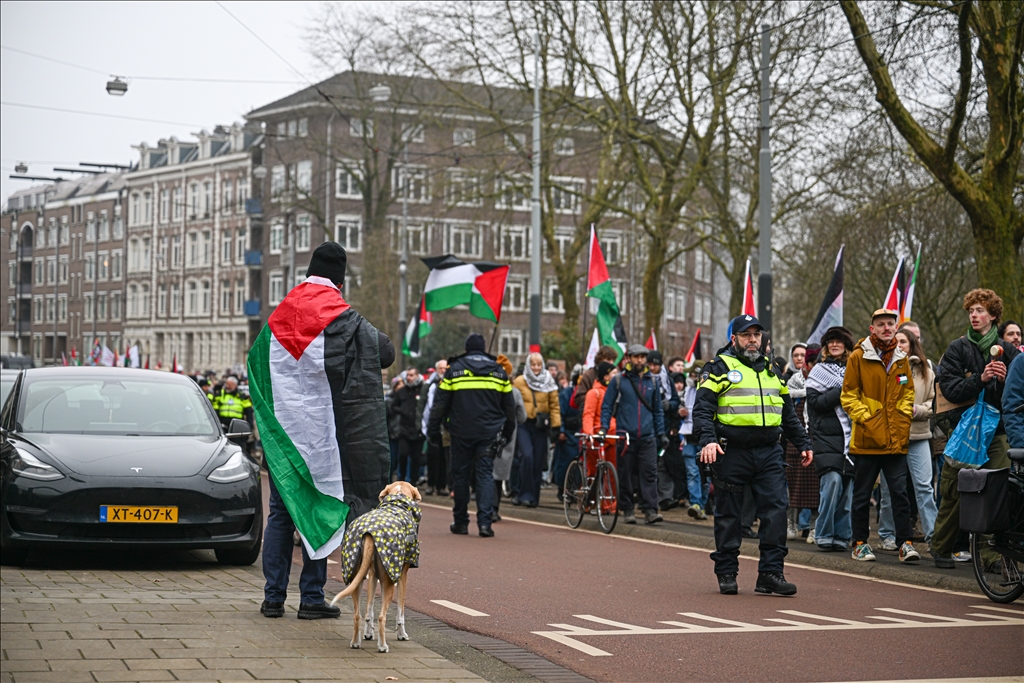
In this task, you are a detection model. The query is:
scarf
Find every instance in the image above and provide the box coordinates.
[870,333,897,369]
[806,360,852,459]
[654,365,671,401]
[967,325,999,353]
[523,364,558,393]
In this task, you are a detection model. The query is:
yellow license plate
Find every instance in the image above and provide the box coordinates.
[100,506,178,523]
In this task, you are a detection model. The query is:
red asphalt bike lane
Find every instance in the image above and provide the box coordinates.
[323,503,1023,683]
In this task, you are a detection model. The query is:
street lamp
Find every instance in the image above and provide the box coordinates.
[106,77,128,96]
[251,165,267,181]
[14,162,27,174]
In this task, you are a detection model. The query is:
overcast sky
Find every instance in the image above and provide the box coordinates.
[0,1,371,205]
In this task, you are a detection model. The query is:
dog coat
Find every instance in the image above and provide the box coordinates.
[340,493,421,584]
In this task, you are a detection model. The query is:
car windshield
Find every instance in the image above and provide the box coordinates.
[17,377,220,436]
[1,379,15,406]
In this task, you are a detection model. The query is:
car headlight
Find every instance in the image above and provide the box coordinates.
[12,447,65,481]
[207,452,251,483]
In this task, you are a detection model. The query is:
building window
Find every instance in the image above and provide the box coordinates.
[59,220,69,245]
[202,182,212,217]
[141,237,151,271]
[453,127,476,147]
[554,136,575,156]
[445,170,482,207]
[170,235,182,268]
[47,221,57,247]
[221,230,232,264]
[665,285,687,321]
[599,232,622,265]
[298,117,308,137]
[59,256,69,283]
[504,276,528,311]
[143,192,152,224]
[171,283,181,316]
[495,225,529,260]
[441,223,481,258]
[335,216,361,252]
[160,189,170,222]
[270,165,285,200]
[99,212,110,242]
[201,231,212,266]
[496,176,530,211]
[269,222,284,255]
[157,284,167,316]
[543,277,565,313]
[276,121,286,138]
[34,258,44,285]
[394,166,429,202]
[287,120,297,138]
[221,280,232,315]
[350,119,373,138]
[190,183,200,217]
[140,285,150,317]
[86,218,96,243]
[45,297,55,323]
[96,293,107,321]
[222,181,233,214]
[187,232,199,266]
[694,250,713,283]
[233,228,246,264]
[130,193,141,226]
[110,291,121,320]
[84,254,95,282]
[269,272,284,305]
[158,237,168,270]
[295,215,311,252]
[544,229,574,264]
[200,281,211,315]
[234,278,245,315]
[58,295,67,322]
[296,160,313,193]
[186,281,198,316]
[173,186,183,220]
[551,178,585,214]
[401,123,425,143]
[336,163,362,199]
[46,257,56,284]
[109,250,121,280]
[498,329,524,357]
[98,251,109,281]
[128,285,139,319]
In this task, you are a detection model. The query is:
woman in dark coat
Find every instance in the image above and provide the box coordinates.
[785,345,821,541]
[805,327,855,552]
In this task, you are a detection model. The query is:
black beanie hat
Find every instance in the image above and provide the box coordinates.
[595,361,616,383]
[465,333,486,353]
[306,242,347,285]
[647,350,664,365]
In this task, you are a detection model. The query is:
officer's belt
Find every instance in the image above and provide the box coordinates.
[716,405,783,415]
[711,476,745,493]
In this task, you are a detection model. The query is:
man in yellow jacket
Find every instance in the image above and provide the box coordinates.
[841,309,919,564]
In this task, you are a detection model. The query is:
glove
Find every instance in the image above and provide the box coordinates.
[550,428,561,441]
[659,434,670,451]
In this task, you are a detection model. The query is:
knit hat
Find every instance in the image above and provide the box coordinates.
[306,242,347,285]
[595,361,616,383]
[647,350,664,365]
[820,326,855,352]
[495,354,513,375]
[465,333,486,353]
[805,344,822,364]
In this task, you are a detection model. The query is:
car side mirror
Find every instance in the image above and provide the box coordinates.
[226,418,252,440]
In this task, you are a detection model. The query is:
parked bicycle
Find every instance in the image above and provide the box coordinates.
[563,433,626,533]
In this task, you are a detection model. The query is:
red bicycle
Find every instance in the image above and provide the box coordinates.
[563,432,627,533]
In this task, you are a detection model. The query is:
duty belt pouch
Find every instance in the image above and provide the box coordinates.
[958,468,1010,533]
[530,390,551,431]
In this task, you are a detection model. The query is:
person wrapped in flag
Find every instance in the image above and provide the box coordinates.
[247,242,396,620]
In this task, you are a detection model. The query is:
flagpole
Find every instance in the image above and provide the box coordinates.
[580,224,593,363]
[488,323,500,355]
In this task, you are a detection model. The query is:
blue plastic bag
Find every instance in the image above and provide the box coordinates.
[943,389,1000,468]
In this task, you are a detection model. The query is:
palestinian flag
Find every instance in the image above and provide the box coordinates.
[900,244,921,324]
[644,329,657,351]
[807,245,844,346]
[421,254,510,322]
[741,259,756,317]
[685,328,702,363]
[586,226,627,360]
[247,275,352,559]
[883,256,906,312]
[403,296,432,357]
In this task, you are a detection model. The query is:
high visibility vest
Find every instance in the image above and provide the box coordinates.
[213,391,251,420]
[707,354,786,428]
[440,369,512,393]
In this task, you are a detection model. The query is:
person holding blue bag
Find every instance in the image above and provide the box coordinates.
[932,289,1020,569]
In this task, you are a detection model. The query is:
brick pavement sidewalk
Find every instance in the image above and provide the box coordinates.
[1,557,487,683]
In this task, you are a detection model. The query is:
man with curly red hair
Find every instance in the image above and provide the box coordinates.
[932,289,1020,569]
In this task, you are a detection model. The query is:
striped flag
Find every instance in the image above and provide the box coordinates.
[402,296,432,358]
[741,259,756,317]
[685,328,702,363]
[883,256,906,312]
[900,245,921,324]
[644,329,657,351]
[421,254,510,323]
[807,246,844,346]
[586,225,627,361]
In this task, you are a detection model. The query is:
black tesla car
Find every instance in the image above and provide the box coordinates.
[0,367,262,565]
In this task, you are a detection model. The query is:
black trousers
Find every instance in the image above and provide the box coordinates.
[852,453,911,545]
[710,442,788,576]
[426,441,449,491]
[398,436,423,483]
[450,436,496,528]
[617,436,659,514]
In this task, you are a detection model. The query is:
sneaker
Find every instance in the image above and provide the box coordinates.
[851,542,876,562]
[717,573,738,595]
[687,504,704,520]
[952,551,972,563]
[879,537,898,552]
[755,572,797,596]
[934,554,955,569]
[644,510,664,525]
[260,600,284,618]
[623,513,637,525]
[297,602,341,620]
[899,541,921,563]
[816,543,834,552]
[787,519,799,540]
[805,530,815,544]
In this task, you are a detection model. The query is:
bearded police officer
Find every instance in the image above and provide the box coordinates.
[693,315,813,596]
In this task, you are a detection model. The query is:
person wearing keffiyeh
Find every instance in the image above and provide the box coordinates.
[648,351,683,510]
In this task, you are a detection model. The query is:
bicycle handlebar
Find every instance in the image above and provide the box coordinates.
[575,432,630,447]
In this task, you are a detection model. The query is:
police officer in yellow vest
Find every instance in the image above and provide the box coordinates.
[693,315,813,596]
[211,375,253,436]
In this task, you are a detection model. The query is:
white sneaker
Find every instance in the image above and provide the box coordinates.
[952,551,972,562]
[880,537,898,551]
[806,531,816,544]
[787,519,799,540]
[899,541,921,563]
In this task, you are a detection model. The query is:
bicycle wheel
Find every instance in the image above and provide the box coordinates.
[563,460,586,529]
[970,533,1024,603]
[595,461,619,534]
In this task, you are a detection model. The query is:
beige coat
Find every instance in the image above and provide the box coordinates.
[908,356,934,442]
[513,376,562,428]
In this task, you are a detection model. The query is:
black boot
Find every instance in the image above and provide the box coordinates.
[755,572,797,596]
[450,522,469,535]
[297,602,341,619]
[717,574,738,595]
[260,600,284,618]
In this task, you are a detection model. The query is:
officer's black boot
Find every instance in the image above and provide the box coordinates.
[717,574,738,595]
[755,571,797,596]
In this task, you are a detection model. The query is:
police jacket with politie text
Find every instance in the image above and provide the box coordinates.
[600,366,665,438]
[427,351,516,444]
[692,346,810,451]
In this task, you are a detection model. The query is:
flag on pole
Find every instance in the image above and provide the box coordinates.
[882,256,906,312]
[741,259,757,317]
[685,328,702,363]
[100,345,115,367]
[70,346,79,366]
[61,352,68,367]
[421,254,510,322]
[144,355,150,370]
[584,328,600,368]
[585,225,628,361]
[644,329,657,351]
[172,352,183,374]
[402,296,433,357]
[900,245,921,324]
[127,344,141,368]
[90,339,102,366]
[807,246,845,346]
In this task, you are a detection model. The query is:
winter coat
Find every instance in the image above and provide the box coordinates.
[1003,354,1024,448]
[393,380,427,440]
[937,335,1020,433]
[806,359,852,476]
[908,356,935,442]
[583,381,616,435]
[840,337,914,455]
[572,367,598,410]
[600,368,665,438]
[513,376,562,429]
[428,351,516,443]
[493,387,527,481]
[385,392,402,441]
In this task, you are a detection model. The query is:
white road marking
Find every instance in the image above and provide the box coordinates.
[822,678,1023,683]
[430,600,489,617]
[417,502,976,598]
[531,607,1024,657]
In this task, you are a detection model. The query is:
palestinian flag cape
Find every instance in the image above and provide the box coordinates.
[421,254,509,322]
[247,275,390,559]
[586,226,627,360]
[403,296,432,357]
